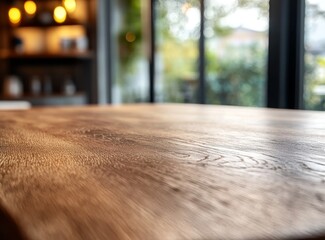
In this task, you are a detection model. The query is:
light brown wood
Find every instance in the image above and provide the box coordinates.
[0,104,325,240]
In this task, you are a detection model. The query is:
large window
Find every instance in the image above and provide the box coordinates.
[108,0,323,111]
[154,0,269,106]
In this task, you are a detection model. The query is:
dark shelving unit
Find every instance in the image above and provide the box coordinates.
[0,0,98,106]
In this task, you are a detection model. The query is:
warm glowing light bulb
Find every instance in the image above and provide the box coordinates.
[24,1,37,15]
[63,0,77,13]
[8,7,21,24]
[54,6,67,23]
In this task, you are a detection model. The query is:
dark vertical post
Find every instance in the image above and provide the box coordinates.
[107,0,113,104]
[97,0,112,104]
[198,0,206,104]
[287,0,305,109]
[267,0,289,108]
[267,0,305,109]
[149,0,155,103]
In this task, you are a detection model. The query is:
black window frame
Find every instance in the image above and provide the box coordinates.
[267,0,305,109]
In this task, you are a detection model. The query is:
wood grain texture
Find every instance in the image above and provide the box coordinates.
[0,104,325,240]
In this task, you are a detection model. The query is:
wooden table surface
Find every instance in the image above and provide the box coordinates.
[0,104,325,240]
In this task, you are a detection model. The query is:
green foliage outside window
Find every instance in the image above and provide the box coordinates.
[157,0,268,105]
[304,55,325,110]
[206,44,266,106]
[118,0,142,70]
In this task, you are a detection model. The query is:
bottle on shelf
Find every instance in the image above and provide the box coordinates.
[30,76,41,95]
[11,36,24,54]
[3,75,23,98]
[62,76,76,95]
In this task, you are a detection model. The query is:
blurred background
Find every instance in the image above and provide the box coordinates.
[0,0,325,110]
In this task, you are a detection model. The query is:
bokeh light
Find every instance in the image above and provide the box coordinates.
[63,0,77,13]
[125,32,136,43]
[8,7,22,24]
[24,1,37,15]
[54,6,67,23]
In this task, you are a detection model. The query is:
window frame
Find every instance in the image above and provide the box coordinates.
[267,0,305,109]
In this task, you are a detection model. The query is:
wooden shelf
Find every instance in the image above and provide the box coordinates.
[0,50,94,60]
[10,21,87,29]
[9,19,87,29]
[1,92,87,106]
